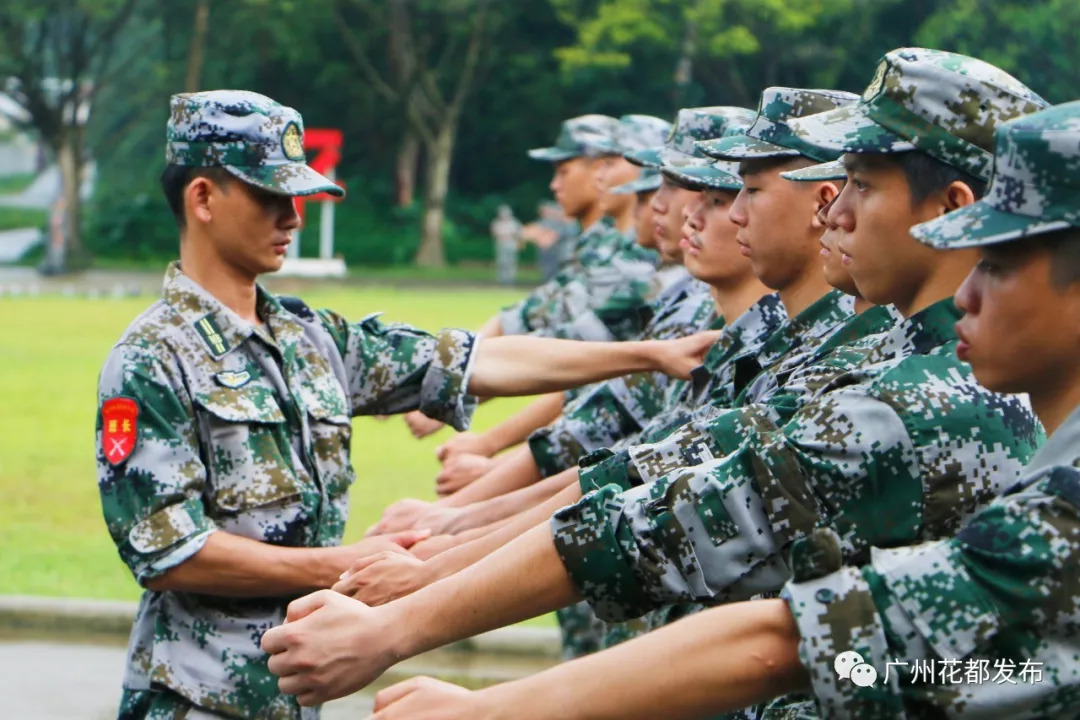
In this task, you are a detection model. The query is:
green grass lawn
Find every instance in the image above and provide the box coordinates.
[0,205,46,231]
[0,172,37,195]
[0,285,547,613]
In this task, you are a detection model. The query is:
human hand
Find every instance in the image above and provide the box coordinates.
[366,498,433,536]
[333,551,435,606]
[435,454,495,497]
[262,591,399,706]
[368,676,496,720]
[404,411,445,439]
[408,534,460,561]
[435,431,495,462]
[652,330,723,380]
[411,505,468,536]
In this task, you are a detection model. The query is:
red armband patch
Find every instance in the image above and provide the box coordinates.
[101,397,139,466]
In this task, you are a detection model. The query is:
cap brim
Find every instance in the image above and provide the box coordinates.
[226,163,344,197]
[787,104,915,156]
[780,159,847,182]
[626,147,664,168]
[696,135,800,160]
[611,174,662,195]
[661,162,742,192]
[911,200,1072,249]
[528,147,582,162]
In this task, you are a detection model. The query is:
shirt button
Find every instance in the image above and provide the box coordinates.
[815,588,836,604]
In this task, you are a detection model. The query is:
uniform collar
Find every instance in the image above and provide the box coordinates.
[162,262,294,359]
[863,297,962,365]
[1026,403,1080,474]
[757,289,855,367]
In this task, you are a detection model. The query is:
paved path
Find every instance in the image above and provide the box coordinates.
[0,640,374,719]
[0,228,42,263]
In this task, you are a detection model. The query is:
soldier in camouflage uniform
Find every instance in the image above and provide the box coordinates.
[309,83,1080,720]
[256,51,1053,710]
[491,114,670,342]
[97,90,726,720]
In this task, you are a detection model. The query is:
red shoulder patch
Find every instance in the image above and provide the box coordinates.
[101,397,139,466]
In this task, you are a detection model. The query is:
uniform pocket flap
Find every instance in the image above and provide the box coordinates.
[194,385,285,424]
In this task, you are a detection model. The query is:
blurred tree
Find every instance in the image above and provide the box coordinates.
[0,0,139,273]
[913,0,1079,103]
[334,0,502,268]
[184,0,209,92]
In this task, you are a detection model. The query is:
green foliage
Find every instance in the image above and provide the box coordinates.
[0,206,47,231]
[0,172,36,194]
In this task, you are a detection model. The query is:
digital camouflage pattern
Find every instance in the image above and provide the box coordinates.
[626,106,755,169]
[781,159,848,182]
[780,100,1080,720]
[697,88,859,163]
[912,100,1080,249]
[528,274,717,478]
[498,217,664,341]
[577,290,856,493]
[167,90,343,198]
[527,114,620,162]
[97,264,477,719]
[553,297,1044,625]
[786,48,1049,181]
[610,167,663,195]
[783,405,1080,718]
[606,114,673,155]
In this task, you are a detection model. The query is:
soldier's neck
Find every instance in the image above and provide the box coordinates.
[897,250,977,318]
[179,242,261,325]
[577,205,604,231]
[710,277,771,326]
[612,206,635,233]
[778,265,831,318]
[1032,384,1080,437]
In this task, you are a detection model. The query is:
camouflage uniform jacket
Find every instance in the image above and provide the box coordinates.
[498,220,662,341]
[527,273,716,477]
[784,402,1080,719]
[552,298,1044,623]
[576,290,855,493]
[96,263,477,719]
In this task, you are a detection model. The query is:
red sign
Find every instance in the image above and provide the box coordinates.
[296,128,346,225]
[101,397,139,466]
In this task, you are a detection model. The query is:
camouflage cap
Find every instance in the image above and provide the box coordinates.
[627,106,755,169]
[661,161,742,192]
[912,101,1080,249]
[780,159,847,182]
[697,88,858,162]
[166,90,343,197]
[786,48,1048,181]
[605,115,673,155]
[528,114,619,162]
[610,167,663,195]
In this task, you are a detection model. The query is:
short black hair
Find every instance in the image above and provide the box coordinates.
[1042,226,1080,289]
[892,151,987,205]
[160,165,234,229]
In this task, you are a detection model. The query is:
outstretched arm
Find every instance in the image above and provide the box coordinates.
[262,522,578,706]
[368,598,806,720]
[467,332,718,397]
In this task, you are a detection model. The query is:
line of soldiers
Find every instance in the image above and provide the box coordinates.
[95,46,1080,720]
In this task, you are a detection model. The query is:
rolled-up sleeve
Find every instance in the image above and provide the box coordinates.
[97,345,215,584]
[553,388,924,624]
[319,310,478,431]
[783,465,1080,718]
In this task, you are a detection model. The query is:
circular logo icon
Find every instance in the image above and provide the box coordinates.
[282,122,305,161]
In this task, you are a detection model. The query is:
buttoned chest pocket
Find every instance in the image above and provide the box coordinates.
[299,380,356,501]
[194,385,302,516]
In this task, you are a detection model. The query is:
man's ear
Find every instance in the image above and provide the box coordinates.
[943,180,977,213]
[810,181,840,230]
[185,177,215,225]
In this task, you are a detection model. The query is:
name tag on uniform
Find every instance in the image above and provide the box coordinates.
[215,370,252,389]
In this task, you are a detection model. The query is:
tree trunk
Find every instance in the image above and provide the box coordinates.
[395,132,420,207]
[43,133,85,273]
[185,0,210,92]
[414,125,455,268]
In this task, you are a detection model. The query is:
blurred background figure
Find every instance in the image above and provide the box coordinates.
[491,204,523,285]
[521,200,578,281]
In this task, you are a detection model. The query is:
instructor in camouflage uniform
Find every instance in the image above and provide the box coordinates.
[96,90,720,720]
